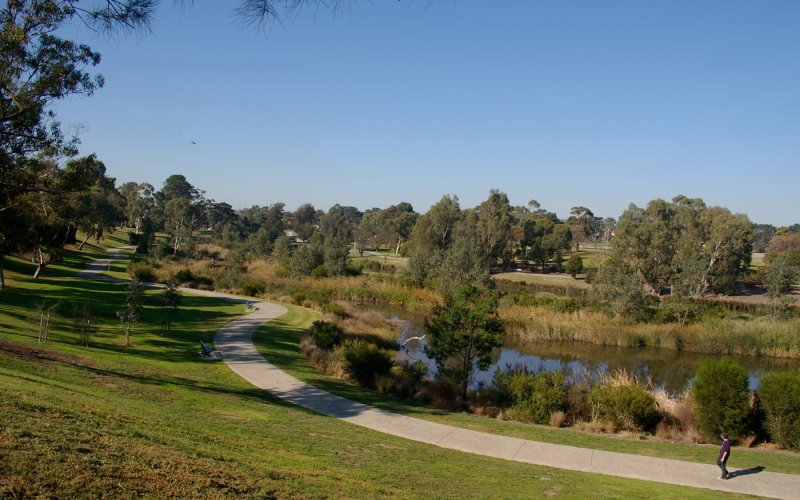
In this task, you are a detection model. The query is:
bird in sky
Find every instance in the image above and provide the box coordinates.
[190,141,196,144]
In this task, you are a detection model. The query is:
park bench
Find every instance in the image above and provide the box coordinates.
[199,340,222,360]
[245,302,253,311]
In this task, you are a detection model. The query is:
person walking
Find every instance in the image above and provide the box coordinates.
[717,432,731,480]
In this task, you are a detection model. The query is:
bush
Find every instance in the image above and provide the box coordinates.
[758,372,800,451]
[565,254,584,278]
[584,268,598,284]
[173,269,193,283]
[400,360,429,382]
[492,368,565,425]
[241,280,266,297]
[590,383,660,432]
[337,339,394,388]
[321,302,348,318]
[127,261,156,282]
[291,292,306,305]
[691,357,751,441]
[311,320,341,350]
[128,232,141,245]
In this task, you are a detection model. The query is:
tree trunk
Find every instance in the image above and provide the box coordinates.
[125,320,130,346]
[395,238,403,257]
[78,231,93,250]
[0,254,5,290]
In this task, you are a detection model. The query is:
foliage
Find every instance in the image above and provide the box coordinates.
[311,320,341,350]
[337,339,394,388]
[241,279,267,297]
[493,368,566,425]
[691,357,751,441]
[400,360,429,382]
[116,279,144,347]
[156,280,181,332]
[424,285,504,398]
[591,260,652,321]
[127,260,156,282]
[763,255,799,299]
[758,372,800,451]
[565,254,584,278]
[589,383,660,432]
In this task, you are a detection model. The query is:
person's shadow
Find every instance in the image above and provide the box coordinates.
[729,466,765,479]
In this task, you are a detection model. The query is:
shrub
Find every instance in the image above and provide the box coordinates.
[492,369,565,425]
[128,232,141,245]
[590,383,660,432]
[337,339,394,388]
[758,372,800,451]
[241,280,266,297]
[173,269,193,283]
[127,261,156,282]
[311,320,341,350]
[291,292,307,305]
[321,302,348,318]
[691,357,751,442]
[565,254,584,278]
[584,268,598,284]
[400,360,429,382]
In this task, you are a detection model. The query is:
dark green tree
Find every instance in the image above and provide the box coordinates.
[565,254,584,279]
[691,357,751,442]
[157,280,182,334]
[424,286,504,398]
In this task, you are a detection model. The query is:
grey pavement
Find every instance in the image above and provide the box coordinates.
[80,250,800,499]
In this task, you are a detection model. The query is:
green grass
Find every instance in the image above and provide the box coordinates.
[253,303,800,476]
[0,244,766,498]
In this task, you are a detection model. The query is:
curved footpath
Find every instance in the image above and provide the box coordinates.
[80,251,800,500]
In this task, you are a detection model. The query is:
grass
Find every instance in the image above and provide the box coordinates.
[494,271,592,290]
[0,242,768,499]
[253,303,800,476]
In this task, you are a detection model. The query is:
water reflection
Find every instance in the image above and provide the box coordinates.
[385,305,800,394]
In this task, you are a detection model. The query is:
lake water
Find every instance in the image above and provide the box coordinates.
[381,305,800,394]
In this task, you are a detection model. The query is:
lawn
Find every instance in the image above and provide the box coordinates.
[0,241,766,499]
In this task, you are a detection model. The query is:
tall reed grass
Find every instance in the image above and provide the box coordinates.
[501,305,800,359]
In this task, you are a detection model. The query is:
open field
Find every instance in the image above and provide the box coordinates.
[0,244,771,499]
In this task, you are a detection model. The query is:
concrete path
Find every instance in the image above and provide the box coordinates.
[80,250,800,500]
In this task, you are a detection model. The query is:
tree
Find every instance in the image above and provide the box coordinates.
[74,161,125,250]
[565,254,584,279]
[292,203,317,241]
[424,286,504,399]
[691,357,751,442]
[117,279,144,347]
[763,255,798,299]
[157,280,181,334]
[474,189,514,264]
[118,182,155,234]
[566,206,594,252]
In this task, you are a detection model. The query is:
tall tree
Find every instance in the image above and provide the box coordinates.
[119,182,155,234]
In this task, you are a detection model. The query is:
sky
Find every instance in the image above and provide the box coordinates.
[54,0,800,226]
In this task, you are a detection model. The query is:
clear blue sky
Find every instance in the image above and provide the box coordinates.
[55,1,800,226]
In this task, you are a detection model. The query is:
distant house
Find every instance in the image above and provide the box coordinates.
[284,230,298,242]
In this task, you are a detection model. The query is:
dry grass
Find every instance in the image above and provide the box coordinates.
[501,304,800,358]
[550,411,567,428]
[575,418,617,434]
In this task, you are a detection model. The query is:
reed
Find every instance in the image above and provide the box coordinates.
[501,305,800,359]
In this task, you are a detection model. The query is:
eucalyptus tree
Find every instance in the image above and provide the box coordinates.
[118,182,155,234]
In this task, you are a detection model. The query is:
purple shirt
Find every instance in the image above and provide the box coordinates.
[719,439,731,461]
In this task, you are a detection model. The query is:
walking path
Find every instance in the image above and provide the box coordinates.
[81,250,800,500]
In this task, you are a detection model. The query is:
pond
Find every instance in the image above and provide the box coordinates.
[380,305,800,394]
